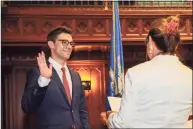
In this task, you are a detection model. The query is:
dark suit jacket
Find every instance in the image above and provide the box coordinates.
[21,65,90,129]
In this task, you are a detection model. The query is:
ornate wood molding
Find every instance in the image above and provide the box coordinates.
[2,44,192,66]
[2,6,192,16]
[2,6,192,45]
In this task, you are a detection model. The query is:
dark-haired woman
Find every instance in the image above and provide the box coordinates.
[101,16,192,128]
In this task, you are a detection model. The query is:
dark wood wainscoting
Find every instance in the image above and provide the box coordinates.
[1,43,192,129]
[1,60,108,129]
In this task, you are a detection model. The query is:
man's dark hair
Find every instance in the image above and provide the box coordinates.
[47,26,72,42]
[43,26,72,59]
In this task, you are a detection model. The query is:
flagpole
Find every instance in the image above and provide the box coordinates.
[106,1,124,111]
[112,2,117,94]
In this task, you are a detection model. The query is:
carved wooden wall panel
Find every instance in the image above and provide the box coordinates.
[2,16,192,44]
[2,44,192,129]
[143,18,155,35]
[92,19,107,36]
[41,21,53,34]
[23,19,37,35]
[1,4,192,129]
[14,68,28,129]
[1,60,106,129]
[76,19,89,36]
[2,65,33,129]
[61,20,72,30]
[2,18,19,34]
[125,18,139,36]
[68,61,106,129]
[2,66,14,129]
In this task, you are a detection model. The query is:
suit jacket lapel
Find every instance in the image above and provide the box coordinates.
[50,64,71,107]
[68,66,76,109]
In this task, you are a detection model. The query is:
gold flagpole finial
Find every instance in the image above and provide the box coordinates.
[104,1,108,10]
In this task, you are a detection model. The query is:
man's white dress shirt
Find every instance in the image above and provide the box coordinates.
[38,57,72,97]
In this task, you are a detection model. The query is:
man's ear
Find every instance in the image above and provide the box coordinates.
[48,41,55,49]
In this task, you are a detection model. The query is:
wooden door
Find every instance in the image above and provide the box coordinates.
[68,60,106,129]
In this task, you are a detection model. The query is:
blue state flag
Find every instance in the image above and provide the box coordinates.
[106,1,124,111]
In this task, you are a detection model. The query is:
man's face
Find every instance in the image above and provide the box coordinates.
[51,33,74,61]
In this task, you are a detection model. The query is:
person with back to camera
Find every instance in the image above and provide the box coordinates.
[21,26,90,129]
[100,15,192,128]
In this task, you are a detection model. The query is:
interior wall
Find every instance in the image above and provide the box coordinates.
[1,60,107,129]
[1,43,192,129]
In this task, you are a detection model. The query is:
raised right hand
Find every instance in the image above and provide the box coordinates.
[37,51,52,79]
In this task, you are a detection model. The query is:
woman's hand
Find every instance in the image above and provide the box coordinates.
[100,112,107,125]
[100,111,117,128]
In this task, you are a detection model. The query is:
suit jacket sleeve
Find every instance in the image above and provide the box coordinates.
[77,73,91,129]
[108,69,134,128]
[21,68,48,114]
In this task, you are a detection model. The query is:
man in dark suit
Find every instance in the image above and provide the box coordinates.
[21,26,90,129]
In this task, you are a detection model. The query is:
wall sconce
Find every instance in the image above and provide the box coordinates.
[81,81,91,91]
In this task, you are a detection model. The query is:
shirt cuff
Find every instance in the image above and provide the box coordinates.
[38,75,51,87]
[108,112,116,128]
[108,112,116,121]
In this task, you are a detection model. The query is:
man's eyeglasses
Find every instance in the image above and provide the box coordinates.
[57,40,75,47]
